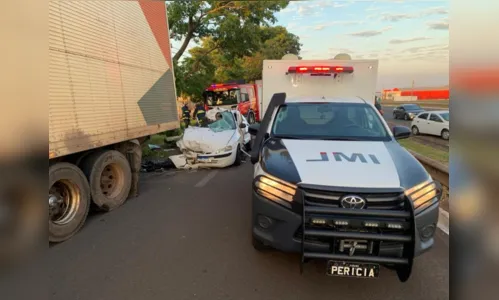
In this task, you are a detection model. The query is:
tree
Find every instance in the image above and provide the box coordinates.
[239,26,301,81]
[167,0,289,63]
[175,25,302,97]
[174,37,218,98]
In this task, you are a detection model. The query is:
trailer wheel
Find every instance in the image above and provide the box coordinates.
[49,163,91,243]
[81,150,132,212]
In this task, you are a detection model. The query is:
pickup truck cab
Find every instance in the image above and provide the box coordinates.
[248,93,442,282]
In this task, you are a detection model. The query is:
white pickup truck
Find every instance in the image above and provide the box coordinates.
[248,55,443,282]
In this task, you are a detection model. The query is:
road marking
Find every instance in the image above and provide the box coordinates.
[194,170,219,188]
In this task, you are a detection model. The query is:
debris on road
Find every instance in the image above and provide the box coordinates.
[148,144,162,151]
[170,108,251,170]
[141,159,175,173]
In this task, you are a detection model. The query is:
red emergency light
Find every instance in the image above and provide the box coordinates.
[287,66,354,75]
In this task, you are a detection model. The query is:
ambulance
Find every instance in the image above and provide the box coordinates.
[248,54,443,282]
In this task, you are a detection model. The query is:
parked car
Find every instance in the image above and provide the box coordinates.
[393,104,425,120]
[411,110,450,140]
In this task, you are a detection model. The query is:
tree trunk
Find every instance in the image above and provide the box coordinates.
[173,29,195,63]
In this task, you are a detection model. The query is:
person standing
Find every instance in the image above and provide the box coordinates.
[181,102,191,128]
[193,101,207,126]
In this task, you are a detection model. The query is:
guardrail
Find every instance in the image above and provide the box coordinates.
[408,150,449,234]
[408,150,449,188]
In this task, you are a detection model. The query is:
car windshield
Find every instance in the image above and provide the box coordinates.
[404,104,422,110]
[204,89,240,106]
[271,103,391,141]
[208,111,236,132]
[440,112,449,121]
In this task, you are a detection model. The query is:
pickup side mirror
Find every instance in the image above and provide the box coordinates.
[392,125,411,140]
[239,123,247,129]
[248,123,260,136]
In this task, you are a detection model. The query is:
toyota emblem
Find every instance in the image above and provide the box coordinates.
[340,195,366,209]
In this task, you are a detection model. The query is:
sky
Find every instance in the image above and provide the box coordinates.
[171,0,449,90]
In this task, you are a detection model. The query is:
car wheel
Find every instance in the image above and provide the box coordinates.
[411,126,419,135]
[441,129,450,140]
[233,145,242,166]
[393,112,397,119]
[404,114,409,121]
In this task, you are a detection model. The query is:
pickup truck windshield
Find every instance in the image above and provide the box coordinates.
[271,103,391,141]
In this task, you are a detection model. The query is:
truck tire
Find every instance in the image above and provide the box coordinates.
[81,150,132,212]
[49,163,91,243]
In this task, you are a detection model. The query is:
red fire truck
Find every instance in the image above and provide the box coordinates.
[203,80,263,124]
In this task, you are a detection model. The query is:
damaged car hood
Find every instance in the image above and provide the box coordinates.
[180,127,235,154]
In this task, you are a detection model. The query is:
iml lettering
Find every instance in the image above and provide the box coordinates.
[306,152,380,164]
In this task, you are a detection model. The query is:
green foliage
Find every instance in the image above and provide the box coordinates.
[168,1,301,98]
[167,0,289,62]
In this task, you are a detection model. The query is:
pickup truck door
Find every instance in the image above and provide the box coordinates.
[250,93,286,164]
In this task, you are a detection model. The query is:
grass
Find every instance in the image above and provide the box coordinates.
[142,128,183,159]
[381,100,449,109]
[399,138,449,165]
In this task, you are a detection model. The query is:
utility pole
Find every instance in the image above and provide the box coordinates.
[411,79,415,100]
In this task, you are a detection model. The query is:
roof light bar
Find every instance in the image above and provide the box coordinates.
[287,66,354,74]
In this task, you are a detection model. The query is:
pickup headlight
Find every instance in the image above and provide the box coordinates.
[215,145,232,154]
[254,175,297,203]
[404,180,439,212]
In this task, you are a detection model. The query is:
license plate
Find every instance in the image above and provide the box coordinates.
[326,261,379,278]
[197,156,212,162]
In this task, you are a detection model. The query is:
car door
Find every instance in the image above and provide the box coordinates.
[393,106,401,118]
[398,106,406,118]
[414,112,429,133]
[237,87,251,117]
[428,113,445,136]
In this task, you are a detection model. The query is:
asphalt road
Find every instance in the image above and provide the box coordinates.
[382,106,449,151]
[43,164,449,300]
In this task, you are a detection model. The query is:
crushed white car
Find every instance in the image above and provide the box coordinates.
[170,108,251,169]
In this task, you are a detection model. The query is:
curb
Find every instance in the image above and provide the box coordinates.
[438,208,449,235]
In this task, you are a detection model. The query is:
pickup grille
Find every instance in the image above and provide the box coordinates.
[302,188,405,210]
[298,185,414,279]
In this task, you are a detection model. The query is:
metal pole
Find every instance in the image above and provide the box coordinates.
[411,80,415,100]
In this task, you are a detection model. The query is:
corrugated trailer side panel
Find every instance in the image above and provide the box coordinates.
[49,1,178,158]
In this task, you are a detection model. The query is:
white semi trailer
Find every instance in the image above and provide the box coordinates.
[48,1,179,242]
